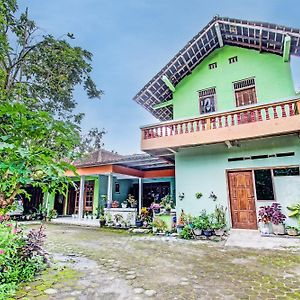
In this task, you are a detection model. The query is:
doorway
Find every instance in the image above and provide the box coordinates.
[228,171,257,229]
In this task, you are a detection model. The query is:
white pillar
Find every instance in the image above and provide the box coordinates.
[78,175,85,219]
[138,178,142,214]
[107,173,113,204]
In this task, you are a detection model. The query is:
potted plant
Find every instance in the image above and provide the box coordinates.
[286,226,298,236]
[114,213,123,227]
[213,205,227,236]
[160,195,174,214]
[47,209,58,221]
[99,215,106,227]
[258,205,273,235]
[152,218,167,234]
[121,201,127,209]
[143,216,151,227]
[270,203,286,235]
[135,215,143,227]
[176,210,185,234]
[213,222,226,236]
[112,201,119,208]
[192,216,204,236]
[201,211,214,237]
[105,212,113,227]
[195,192,203,199]
[127,194,137,208]
[150,203,161,214]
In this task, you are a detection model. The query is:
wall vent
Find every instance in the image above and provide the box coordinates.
[229,56,238,64]
[228,152,295,162]
[233,77,255,91]
[209,62,217,69]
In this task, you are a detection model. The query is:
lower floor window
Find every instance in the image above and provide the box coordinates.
[254,169,274,201]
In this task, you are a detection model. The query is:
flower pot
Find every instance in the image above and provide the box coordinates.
[121,203,127,208]
[214,228,225,236]
[136,220,143,227]
[287,228,298,236]
[165,209,171,215]
[193,229,202,236]
[259,222,272,235]
[176,225,184,234]
[203,229,213,237]
[99,220,106,227]
[143,221,148,227]
[271,223,285,235]
[153,208,160,214]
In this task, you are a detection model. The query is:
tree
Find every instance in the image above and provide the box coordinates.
[0,0,103,123]
[0,99,80,214]
[79,127,107,154]
[0,0,103,213]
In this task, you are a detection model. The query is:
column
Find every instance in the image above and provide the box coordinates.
[78,175,85,219]
[138,178,142,214]
[107,173,113,205]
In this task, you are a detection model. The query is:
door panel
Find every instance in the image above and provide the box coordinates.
[228,171,257,229]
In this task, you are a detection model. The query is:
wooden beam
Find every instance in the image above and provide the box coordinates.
[283,35,291,62]
[153,99,173,110]
[214,23,223,47]
[162,75,176,92]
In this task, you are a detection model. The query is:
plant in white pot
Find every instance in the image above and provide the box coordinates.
[258,206,273,235]
[192,216,204,236]
[270,203,286,235]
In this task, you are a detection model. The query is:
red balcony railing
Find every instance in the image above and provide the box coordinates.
[142,98,300,140]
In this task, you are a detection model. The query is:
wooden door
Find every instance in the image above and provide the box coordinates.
[228,171,257,229]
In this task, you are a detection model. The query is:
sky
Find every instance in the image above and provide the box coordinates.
[18,0,300,154]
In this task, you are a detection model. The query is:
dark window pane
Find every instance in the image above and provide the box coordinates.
[115,183,120,193]
[273,167,300,177]
[254,169,274,200]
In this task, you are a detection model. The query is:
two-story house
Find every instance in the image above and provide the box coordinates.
[134,16,300,229]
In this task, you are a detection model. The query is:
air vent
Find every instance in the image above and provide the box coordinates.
[229,56,238,64]
[198,87,216,97]
[209,62,217,69]
[228,151,295,162]
[233,77,255,91]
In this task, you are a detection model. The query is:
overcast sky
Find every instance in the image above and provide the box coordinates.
[19,0,300,154]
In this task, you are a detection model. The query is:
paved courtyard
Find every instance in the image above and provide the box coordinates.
[16,224,300,300]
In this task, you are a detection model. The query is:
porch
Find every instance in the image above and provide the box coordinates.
[53,153,175,220]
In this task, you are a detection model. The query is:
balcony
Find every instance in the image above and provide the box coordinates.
[141,98,300,155]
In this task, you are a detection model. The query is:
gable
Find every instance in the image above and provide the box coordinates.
[134,16,300,121]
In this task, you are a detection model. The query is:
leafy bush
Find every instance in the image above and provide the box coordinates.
[0,222,47,299]
[180,225,193,239]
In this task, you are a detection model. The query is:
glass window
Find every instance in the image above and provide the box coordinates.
[254,169,274,200]
[273,167,300,176]
[198,87,216,114]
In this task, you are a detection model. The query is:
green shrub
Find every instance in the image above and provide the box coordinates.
[0,222,47,299]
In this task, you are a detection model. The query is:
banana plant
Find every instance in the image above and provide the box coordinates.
[287,203,300,225]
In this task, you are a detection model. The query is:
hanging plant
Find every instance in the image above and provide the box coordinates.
[195,192,203,199]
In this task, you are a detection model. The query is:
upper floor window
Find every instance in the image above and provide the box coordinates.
[209,62,217,70]
[229,56,238,64]
[233,77,257,107]
[198,87,216,114]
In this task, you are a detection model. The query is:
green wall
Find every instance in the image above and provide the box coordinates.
[172,46,296,120]
[175,135,300,227]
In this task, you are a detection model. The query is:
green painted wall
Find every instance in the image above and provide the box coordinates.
[112,178,133,205]
[175,135,300,227]
[172,46,296,120]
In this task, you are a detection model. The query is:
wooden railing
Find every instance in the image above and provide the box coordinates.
[142,99,300,140]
